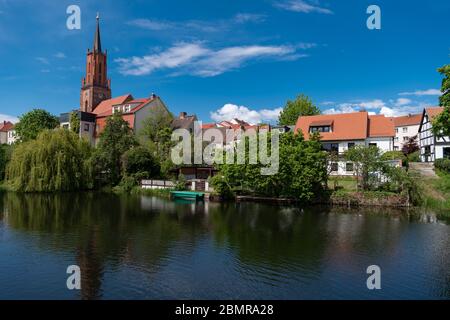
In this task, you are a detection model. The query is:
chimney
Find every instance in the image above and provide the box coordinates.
[179,112,187,119]
[151,92,156,99]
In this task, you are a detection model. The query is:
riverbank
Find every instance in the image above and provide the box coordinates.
[419,170,450,216]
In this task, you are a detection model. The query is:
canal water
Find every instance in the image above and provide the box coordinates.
[0,192,448,300]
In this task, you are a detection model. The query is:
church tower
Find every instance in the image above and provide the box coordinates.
[80,14,111,113]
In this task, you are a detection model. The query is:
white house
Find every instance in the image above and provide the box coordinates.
[294,111,395,176]
[392,114,422,151]
[418,107,450,162]
[0,121,15,145]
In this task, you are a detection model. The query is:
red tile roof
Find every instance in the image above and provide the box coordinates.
[426,107,444,120]
[295,112,369,141]
[95,96,156,118]
[0,121,14,132]
[392,114,422,127]
[294,111,395,141]
[368,115,395,137]
[93,94,133,116]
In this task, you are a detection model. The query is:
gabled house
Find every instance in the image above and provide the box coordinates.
[418,107,450,162]
[294,111,395,175]
[94,93,170,139]
[0,121,15,145]
[171,112,198,133]
[392,113,422,151]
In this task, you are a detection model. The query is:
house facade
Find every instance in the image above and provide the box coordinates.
[0,121,15,145]
[418,107,450,162]
[294,111,395,176]
[392,114,421,151]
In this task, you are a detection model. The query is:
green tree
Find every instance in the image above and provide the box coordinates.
[139,107,174,178]
[345,145,384,191]
[121,146,160,179]
[278,94,320,126]
[69,112,81,134]
[433,64,450,137]
[14,109,59,142]
[212,131,327,202]
[0,144,13,181]
[93,113,137,186]
[6,129,93,192]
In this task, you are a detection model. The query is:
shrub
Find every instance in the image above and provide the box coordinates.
[435,158,450,173]
[407,151,420,163]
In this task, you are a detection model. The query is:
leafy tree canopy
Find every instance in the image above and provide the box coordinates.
[6,129,93,192]
[14,109,59,142]
[433,64,450,137]
[278,94,320,126]
[93,113,137,186]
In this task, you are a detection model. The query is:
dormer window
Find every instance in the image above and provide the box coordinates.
[310,125,331,133]
[309,120,333,133]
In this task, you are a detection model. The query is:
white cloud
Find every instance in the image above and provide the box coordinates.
[127,13,265,33]
[195,45,297,77]
[233,13,266,23]
[35,57,49,65]
[54,52,66,59]
[116,43,209,76]
[210,104,282,124]
[127,19,174,31]
[399,89,441,96]
[0,113,19,123]
[323,98,426,117]
[117,42,303,77]
[275,0,333,14]
[394,98,411,106]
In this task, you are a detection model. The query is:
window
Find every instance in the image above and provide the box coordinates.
[403,127,408,133]
[395,128,399,133]
[84,124,90,132]
[330,163,338,172]
[348,142,355,149]
[403,136,409,142]
[395,137,399,142]
[310,126,331,133]
[346,162,354,172]
[322,143,339,152]
[369,143,377,147]
[62,124,69,130]
[394,146,399,151]
[444,147,450,159]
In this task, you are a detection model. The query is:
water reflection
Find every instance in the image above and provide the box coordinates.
[0,192,448,299]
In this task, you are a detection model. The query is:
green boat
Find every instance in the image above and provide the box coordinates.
[170,191,205,201]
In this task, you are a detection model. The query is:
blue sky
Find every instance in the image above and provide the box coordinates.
[0,0,449,124]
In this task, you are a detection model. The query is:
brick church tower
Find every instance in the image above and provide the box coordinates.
[80,14,111,113]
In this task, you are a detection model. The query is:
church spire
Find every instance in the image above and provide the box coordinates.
[93,13,102,53]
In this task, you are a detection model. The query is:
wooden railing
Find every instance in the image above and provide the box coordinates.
[141,180,175,189]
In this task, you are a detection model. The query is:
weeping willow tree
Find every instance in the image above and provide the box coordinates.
[6,129,94,192]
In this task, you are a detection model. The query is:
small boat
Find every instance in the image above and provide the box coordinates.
[170,191,205,201]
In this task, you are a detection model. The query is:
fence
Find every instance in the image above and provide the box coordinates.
[141,180,176,189]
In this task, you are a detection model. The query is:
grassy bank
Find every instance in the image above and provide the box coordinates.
[112,185,173,198]
[419,171,450,216]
